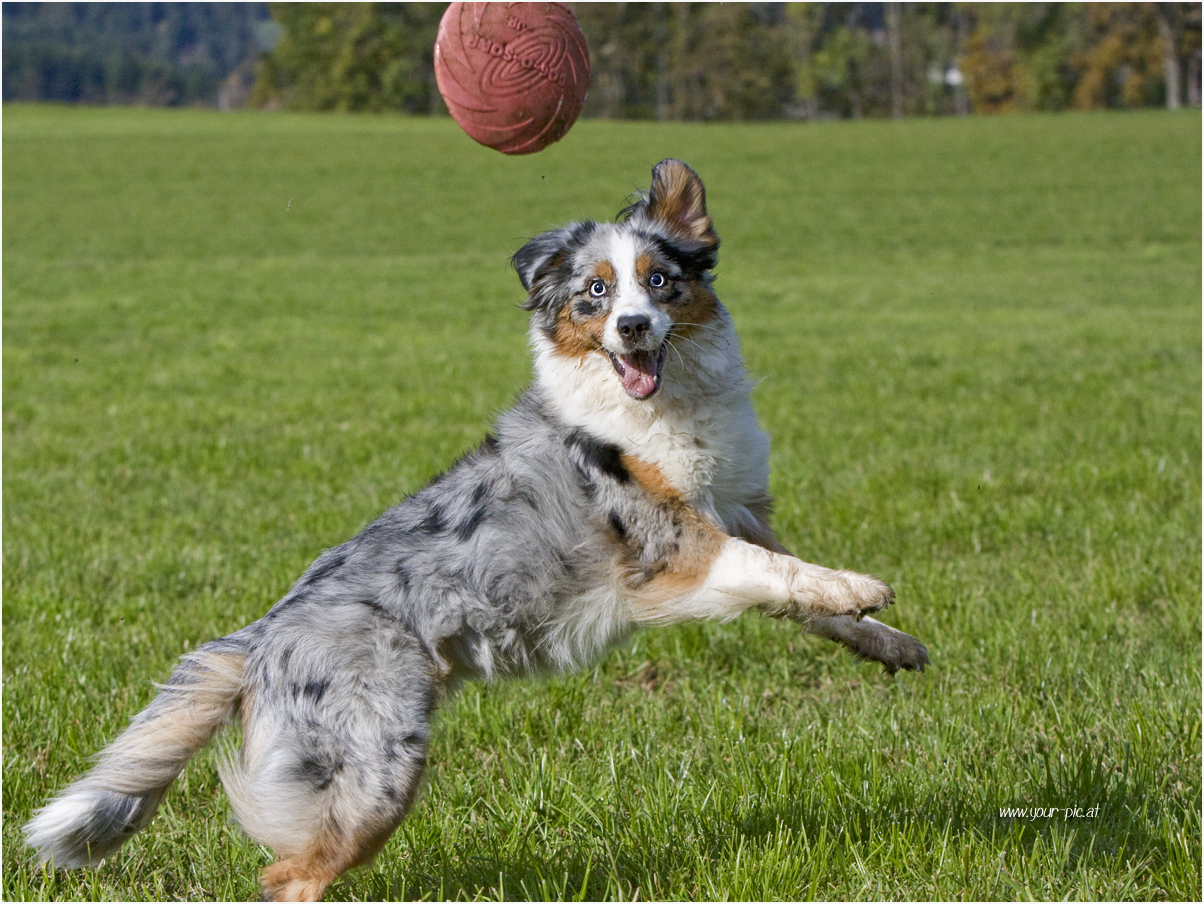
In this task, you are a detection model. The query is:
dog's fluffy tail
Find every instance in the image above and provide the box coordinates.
[24,645,247,868]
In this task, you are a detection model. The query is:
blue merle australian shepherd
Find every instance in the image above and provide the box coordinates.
[26,160,928,901]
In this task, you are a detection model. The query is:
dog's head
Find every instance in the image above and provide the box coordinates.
[514,159,721,400]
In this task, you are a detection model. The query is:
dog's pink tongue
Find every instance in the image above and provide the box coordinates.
[619,352,659,399]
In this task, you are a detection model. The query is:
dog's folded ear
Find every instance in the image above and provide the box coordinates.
[645,159,718,246]
[513,222,597,318]
[512,228,566,295]
[620,160,719,272]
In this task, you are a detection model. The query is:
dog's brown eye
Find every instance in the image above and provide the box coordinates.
[649,272,666,288]
[589,279,607,297]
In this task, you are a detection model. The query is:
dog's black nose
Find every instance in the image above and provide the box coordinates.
[616,313,651,342]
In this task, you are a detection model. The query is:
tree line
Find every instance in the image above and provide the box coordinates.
[5,3,1202,117]
[2,2,277,107]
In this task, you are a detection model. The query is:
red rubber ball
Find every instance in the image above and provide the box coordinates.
[434,2,590,155]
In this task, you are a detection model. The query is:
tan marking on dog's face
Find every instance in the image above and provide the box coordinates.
[550,261,616,359]
[551,299,605,358]
[631,251,720,341]
[669,282,721,340]
[592,260,616,287]
[634,253,658,286]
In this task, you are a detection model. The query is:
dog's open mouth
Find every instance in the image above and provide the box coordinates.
[606,343,668,400]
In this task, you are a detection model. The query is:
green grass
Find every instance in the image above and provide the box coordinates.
[4,105,1200,901]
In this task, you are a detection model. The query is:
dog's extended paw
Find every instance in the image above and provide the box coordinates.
[870,626,929,675]
[771,558,896,624]
[884,630,930,674]
[805,615,929,675]
[832,570,894,619]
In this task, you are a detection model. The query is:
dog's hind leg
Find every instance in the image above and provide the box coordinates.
[806,615,929,674]
[234,686,430,902]
[220,604,437,902]
[257,814,412,903]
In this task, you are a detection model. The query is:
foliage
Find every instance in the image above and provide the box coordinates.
[4,3,1201,117]
[1,2,275,107]
[808,15,878,118]
[1073,3,1170,109]
[251,1,1200,119]
[961,2,1186,114]
[251,3,443,113]
[961,4,1077,113]
[3,105,1201,901]
[576,3,797,121]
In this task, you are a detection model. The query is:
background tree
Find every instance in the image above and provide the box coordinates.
[1073,3,1169,109]
[961,4,1080,113]
[958,3,1200,114]
[1155,2,1186,108]
[680,3,796,120]
[810,17,875,118]
[7,2,1200,118]
[2,2,274,106]
[573,3,663,119]
[785,3,823,119]
[576,3,796,121]
[251,3,442,112]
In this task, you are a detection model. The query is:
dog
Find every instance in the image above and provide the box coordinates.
[25,159,928,901]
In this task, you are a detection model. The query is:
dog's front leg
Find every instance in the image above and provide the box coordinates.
[711,537,896,623]
[630,535,894,627]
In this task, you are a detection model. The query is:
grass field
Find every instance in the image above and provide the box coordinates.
[3,104,1200,901]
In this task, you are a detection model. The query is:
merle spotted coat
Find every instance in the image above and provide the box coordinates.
[26,160,927,901]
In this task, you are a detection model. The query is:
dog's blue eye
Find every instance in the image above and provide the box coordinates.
[589,280,607,297]
[649,272,666,288]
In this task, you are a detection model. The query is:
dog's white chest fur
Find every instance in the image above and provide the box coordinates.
[532,309,770,530]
